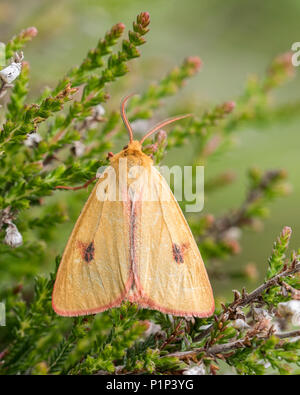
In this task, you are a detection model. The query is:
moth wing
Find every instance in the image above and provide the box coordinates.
[52,169,131,316]
[133,167,214,317]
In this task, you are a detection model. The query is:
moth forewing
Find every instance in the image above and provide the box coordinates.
[130,166,214,317]
[52,177,132,316]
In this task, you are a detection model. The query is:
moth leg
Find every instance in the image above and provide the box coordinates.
[55,176,97,191]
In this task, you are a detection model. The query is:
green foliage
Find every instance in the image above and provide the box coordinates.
[5,27,38,60]
[0,12,299,375]
[266,226,292,279]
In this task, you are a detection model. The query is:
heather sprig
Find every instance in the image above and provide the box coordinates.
[5,27,38,61]
[0,12,300,376]
[129,56,202,121]
[266,226,292,279]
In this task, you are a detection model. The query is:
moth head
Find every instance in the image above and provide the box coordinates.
[122,140,142,153]
[120,94,192,152]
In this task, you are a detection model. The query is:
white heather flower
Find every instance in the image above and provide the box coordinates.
[94,104,105,117]
[183,363,206,375]
[0,53,23,84]
[263,361,271,369]
[278,301,300,326]
[232,319,250,330]
[224,227,242,241]
[272,320,283,334]
[0,62,22,84]
[72,141,85,157]
[24,132,42,148]
[184,316,195,324]
[253,307,273,321]
[198,324,212,330]
[144,321,162,337]
[85,105,106,128]
[252,308,274,336]
[4,222,23,248]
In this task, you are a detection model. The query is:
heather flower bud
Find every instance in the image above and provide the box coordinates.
[137,12,150,28]
[224,239,241,255]
[143,142,158,156]
[111,23,125,38]
[4,222,23,248]
[156,129,167,145]
[185,56,202,75]
[22,27,38,39]
[222,101,236,114]
[133,12,150,36]
[281,226,292,239]
[271,52,295,78]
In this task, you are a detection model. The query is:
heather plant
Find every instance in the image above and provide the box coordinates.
[0,12,299,375]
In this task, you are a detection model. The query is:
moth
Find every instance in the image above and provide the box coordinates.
[52,95,214,317]
[0,52,23,84]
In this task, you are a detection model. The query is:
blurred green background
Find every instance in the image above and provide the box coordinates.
[1,0,300,299]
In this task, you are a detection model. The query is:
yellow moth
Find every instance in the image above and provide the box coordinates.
[52,96,214,317]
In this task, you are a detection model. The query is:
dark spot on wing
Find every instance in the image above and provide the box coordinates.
[77,240,95,263]
[84,242,95,263]
[172,242,190,264]
[172,243,184,264]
